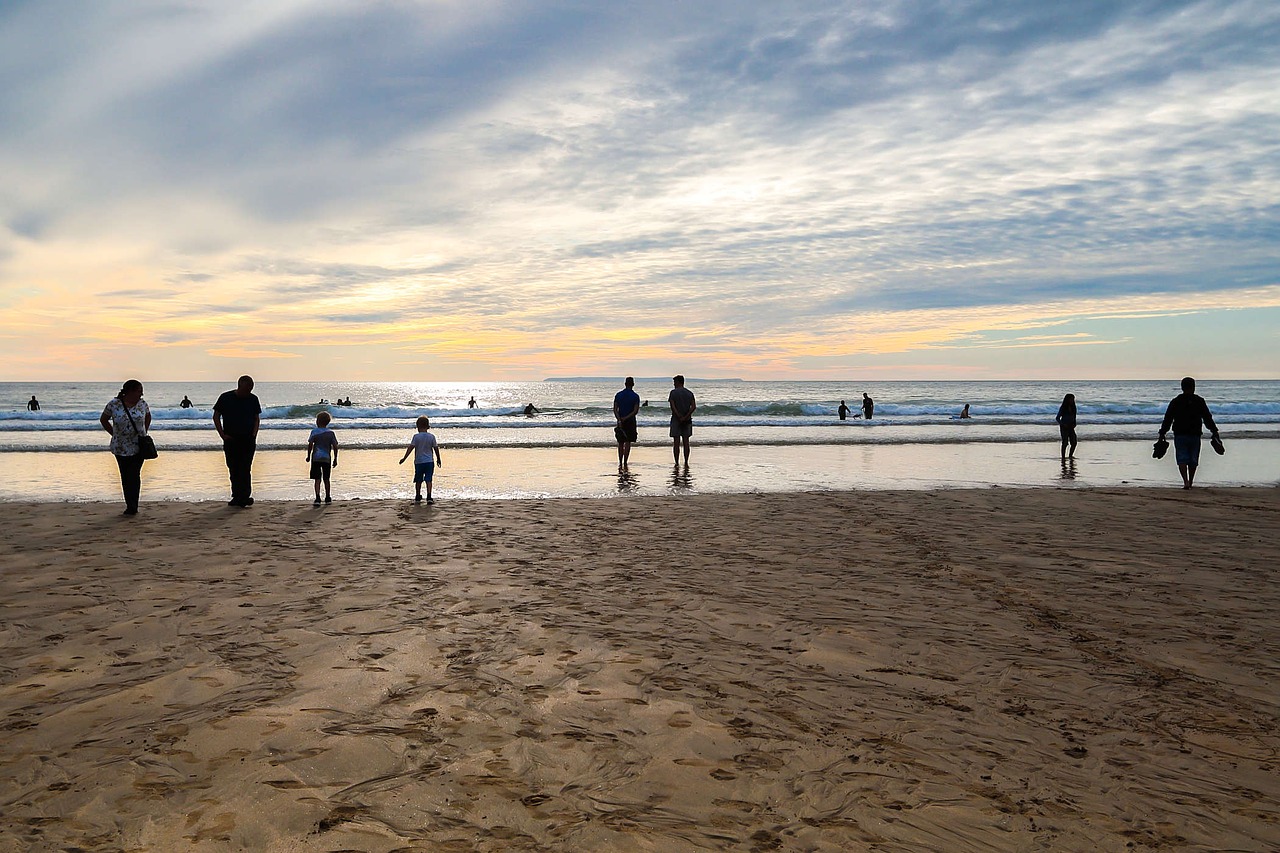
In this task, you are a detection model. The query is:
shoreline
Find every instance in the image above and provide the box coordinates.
[1,438,1278,502]
[2,489,1277,850]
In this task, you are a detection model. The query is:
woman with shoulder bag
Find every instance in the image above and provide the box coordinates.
[100,379,153,516]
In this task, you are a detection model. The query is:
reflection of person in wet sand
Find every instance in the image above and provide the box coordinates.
[524,403,540,417]
[1056,393,1077,460]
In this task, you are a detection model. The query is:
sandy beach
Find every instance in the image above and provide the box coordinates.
[1,488,1277,851]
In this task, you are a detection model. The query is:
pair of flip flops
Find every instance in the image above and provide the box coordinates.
[1152,438,1169,459]
[1211,435,1225,455]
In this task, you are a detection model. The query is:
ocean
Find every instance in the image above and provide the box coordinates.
[2,379,1277,501]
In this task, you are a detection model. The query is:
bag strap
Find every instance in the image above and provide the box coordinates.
[120,399,145,435]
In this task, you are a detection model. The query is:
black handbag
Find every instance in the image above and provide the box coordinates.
[122,402,158,459]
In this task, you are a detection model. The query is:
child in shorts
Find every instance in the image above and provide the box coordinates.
[398,415,443,503]
[306,411,339,504]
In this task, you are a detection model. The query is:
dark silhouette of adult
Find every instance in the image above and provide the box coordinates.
[213,375,262,507]
[613,377,640,466]
[468,396,477,409]
[179,395,193,409]
[861,393,873,420]
[27,395,40,411]
[838,400,851,421]
[524,403,540,417]
[668,375,696,463]
[1056,393,1077,459]
[99,380,151,516]
[1159,377,1221,489]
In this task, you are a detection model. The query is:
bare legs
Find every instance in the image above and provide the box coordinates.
[671,436,690,463]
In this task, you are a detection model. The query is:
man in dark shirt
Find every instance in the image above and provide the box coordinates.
[861,393,874,420]
[613,377,641,467]
[668,375,696,463]
[213,375,262,506]
[1158,376,1220,490]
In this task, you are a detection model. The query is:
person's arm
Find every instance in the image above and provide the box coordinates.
[400,440,414,464]
[100,405,114,436]
[1200,398,1219,436]
[686,394,696,422]
[624,398,640,421]
[144,403,152,431]
[434,442,443,466]
[307,437,315,461]
[1158,400,1175,438]
[331,433,338,467]
[1056,406,1063,425]
[213,409,226,440]
[251,413,260,440]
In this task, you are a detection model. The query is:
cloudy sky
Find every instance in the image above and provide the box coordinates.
[2,0,1277,380]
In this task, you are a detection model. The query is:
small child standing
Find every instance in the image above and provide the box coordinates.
[306,411,339,504]
[399,415,443,503]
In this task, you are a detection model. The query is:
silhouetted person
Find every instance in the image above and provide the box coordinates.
[1056,393,1077,459]
[468,396,477,409]
[524,403,540,417]
[668,375,696,463]
[1159,377,1221,489]
[213,375,262,507]
[838,400,851,421]
[27,395,39,411]
[861,393,873,420]
[959,403,971,419]
[613,377,640,466]
[179,395,193,409]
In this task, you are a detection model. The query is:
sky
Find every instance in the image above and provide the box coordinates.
[1,0,1278,381]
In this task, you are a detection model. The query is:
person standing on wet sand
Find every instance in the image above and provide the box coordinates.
[861,393,873,420]
[1056,393,1078,460]
[213,375,262,507]
[1159,377,1221,490]
[100,380,150,516]
[668,375,696,463]
[613,377,641,467]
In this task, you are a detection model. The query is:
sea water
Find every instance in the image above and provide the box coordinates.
[1,379,1277,500]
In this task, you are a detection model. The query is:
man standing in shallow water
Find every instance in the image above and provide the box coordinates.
[668,375,696,463]
[213,375,262,507]
[613,377,640,467]
[1159,376,1221,490]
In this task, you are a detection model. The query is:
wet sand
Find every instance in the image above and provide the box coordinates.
[1,488,1278,851]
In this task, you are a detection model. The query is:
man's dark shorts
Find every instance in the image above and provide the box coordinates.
[615,420,637,444]
[669,419,693,439]
[310,459,331,480]
[1173,435,1201,466]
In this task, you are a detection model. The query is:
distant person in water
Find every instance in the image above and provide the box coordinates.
[613,376,641,467]
[306,411,338,504]
[468,396,477,409]
[179,395,193,409]
[958,403,971,419]
[213,375,262,508]
[524,403,539,417]
[1056,393,1078,460]
[861,393,873,420]
[838,400,852,421]
[399,415,443,503]
[668,375,696,463]
[1159,377,1221,490]
[27,395,39,411]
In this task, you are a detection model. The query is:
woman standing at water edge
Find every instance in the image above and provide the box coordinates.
[1056,393,1078,460]
[99,380,151,516]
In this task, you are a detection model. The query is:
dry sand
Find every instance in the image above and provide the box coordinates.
[1,488,1277,852]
